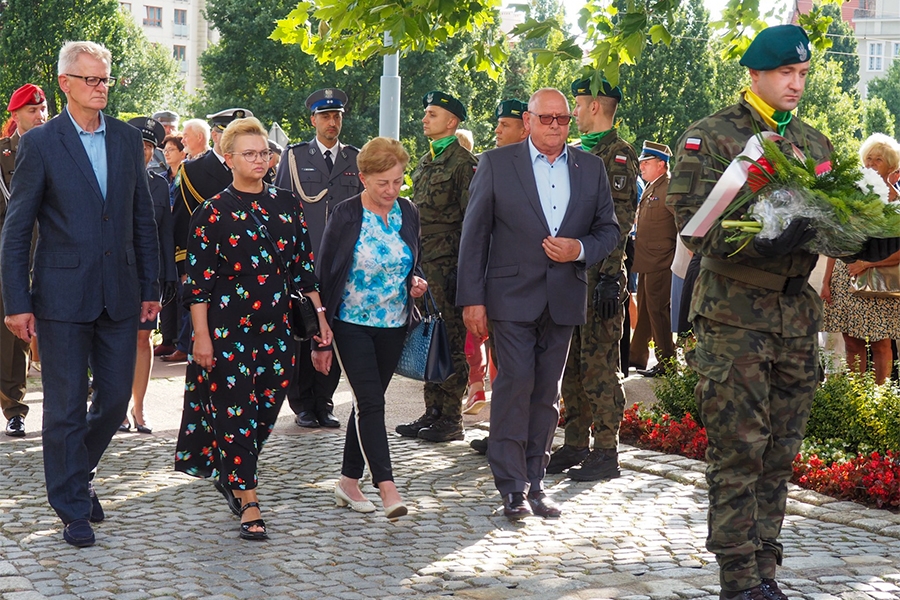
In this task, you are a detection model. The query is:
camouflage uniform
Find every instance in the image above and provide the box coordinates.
[666,95,832,593]
[411,138,477,419]
[561,130,637,450]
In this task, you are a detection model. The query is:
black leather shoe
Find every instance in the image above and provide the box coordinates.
[546,445,589,474]
[720,586,767,600]
[295,410,320,428]
[759,579,789,600]
[395,407,440,438]
[88,483,104,523]
[502,492,532,521]
[418,415,464,442]
[63,519,95,548]
[527,491,561,519]
[470,437,488,455]
[5,415,25,437]
[637,364,667,378]
[628,362,646,371]
[567,448,621,481]
[315,410,340,428]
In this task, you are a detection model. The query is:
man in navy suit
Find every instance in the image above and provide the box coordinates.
[457,88,618,520]
[0,41,160,547]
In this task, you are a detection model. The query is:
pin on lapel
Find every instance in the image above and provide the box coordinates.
[2,149,10,157]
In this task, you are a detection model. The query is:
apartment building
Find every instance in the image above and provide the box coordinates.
[853,0,900,97]
[119,0,218,93]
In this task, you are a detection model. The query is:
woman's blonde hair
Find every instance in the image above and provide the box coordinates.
[357,137,410,175]
[220,117,268,155]
[860,133,900,174]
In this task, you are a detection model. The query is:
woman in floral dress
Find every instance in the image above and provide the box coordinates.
[175,117,332,539]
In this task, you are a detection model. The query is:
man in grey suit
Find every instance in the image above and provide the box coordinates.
[0,41,160,547]
[457,88,619,520]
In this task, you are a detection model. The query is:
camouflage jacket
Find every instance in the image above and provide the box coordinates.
[0,132,18,223]
[666,96,833,337]
[411,138,478,262]
[590,130,638,285]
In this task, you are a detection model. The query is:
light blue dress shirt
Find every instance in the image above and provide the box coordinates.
[67,108,108,200]
[527,137,584,260]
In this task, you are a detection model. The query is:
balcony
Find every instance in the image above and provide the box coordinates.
[173,23,189,37]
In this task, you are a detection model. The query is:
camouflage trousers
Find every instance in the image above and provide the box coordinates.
[560,284,627,450]
[687,317,817,593]
[419,257,468,419]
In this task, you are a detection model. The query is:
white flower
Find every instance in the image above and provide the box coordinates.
[857,167,892,203]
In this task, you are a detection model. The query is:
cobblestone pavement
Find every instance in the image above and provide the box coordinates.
[3,373,900,599]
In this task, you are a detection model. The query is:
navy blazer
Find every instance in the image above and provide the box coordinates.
[0,108,159,322]
[315,194,424,338]
[457,139,619,326]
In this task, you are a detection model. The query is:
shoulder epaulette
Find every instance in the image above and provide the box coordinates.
[286,141,309,150]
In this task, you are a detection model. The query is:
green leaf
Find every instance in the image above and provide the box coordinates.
[648,24,672,46]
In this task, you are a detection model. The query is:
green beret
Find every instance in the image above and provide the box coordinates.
[740,25,811,70]
[571,77,622,104]
[423,91,467,122]
[496,99,527,120]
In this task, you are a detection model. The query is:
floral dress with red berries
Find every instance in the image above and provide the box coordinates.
[174,184,318,490]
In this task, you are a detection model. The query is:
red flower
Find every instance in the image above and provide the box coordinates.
[747,157,775,193]
[234,456,242,465]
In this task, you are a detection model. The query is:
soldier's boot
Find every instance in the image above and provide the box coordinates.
[758,580,788,600]
[469,437,488,455]
[719,587,767,600]
[417,415,464,442]
[545,445,590,474]
[566,448,621,481]
[395,407,441,438]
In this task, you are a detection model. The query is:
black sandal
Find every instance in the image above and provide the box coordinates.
[214,480,241,517]
[239,502,267,541]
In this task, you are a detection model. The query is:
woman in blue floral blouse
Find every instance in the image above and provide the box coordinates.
[174,117,332,539]
[313,137,427,520]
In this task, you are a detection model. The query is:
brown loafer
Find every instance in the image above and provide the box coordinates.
[161,350,188,362]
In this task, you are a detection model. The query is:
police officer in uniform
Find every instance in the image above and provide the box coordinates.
[548,78,638,480]
[164,108,252,362]
[275,88,361,428]
[395,91,477,443]
[0,83,46,437]
[668,26,830,599]
[148,110,178,177]
[632,141,676,377]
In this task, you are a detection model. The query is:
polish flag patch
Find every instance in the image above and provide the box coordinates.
[615,154,627,164]
[684,137,702,151]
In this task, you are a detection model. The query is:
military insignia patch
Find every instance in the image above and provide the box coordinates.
[235,109,245,118]
[426,92,434,104]
[33,91,41,103]
[615,154,627,164]
[325,88,334,98]
[613,175,626,190]
[796,42,809,62]
[684,137,702,151]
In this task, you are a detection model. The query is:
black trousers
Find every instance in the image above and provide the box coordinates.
[332,319,407,484]
[286,338,342,414]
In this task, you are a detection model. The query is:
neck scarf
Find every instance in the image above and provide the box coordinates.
[430,135,457,159]
[742,88,792,135]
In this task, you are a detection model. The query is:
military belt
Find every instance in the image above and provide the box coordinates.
[700,256,808,296]
[421,223,461,235]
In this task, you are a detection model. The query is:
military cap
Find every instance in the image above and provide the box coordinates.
[152,110,179,125]
[423,91,467,122]
[8,83,45,112]
[206,108,253,130]
[739,25,811,70]
[127,116,165,147]
[496,99,527,120]
[639,140,672,163]
[268,139,284,155]
[306,88,348,114]
[571,77,622,104]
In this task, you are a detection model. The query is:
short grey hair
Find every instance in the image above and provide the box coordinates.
[58,41,112,76]
[182,118,211,145]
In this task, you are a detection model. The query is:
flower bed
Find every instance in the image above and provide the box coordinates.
[621,367,900,510]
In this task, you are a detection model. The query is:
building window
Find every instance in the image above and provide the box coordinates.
[173,45,186,61]
[143,6,162,27]
[120,2,132,12]
[174,8,188,36]
[868,42,883,71]
[894,42,900,58]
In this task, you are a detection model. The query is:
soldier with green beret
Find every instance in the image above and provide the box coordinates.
[395,91,477,443]
[549,76,638,481]
[667,25,829,599]
[494,99,528,147]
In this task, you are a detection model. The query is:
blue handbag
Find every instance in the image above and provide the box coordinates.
[395,290,454,382]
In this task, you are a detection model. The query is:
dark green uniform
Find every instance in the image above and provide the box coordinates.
[0,132,29,423]
[410,138,477,419]
[666,95,832,593]
[561,130,637,450]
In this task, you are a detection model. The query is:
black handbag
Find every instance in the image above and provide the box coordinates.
[225,189,320,342]
[395,289,454,382]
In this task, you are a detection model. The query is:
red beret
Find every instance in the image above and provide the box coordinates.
[8,84,45,112]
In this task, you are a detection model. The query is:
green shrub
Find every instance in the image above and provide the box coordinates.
[650,356,699,420]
